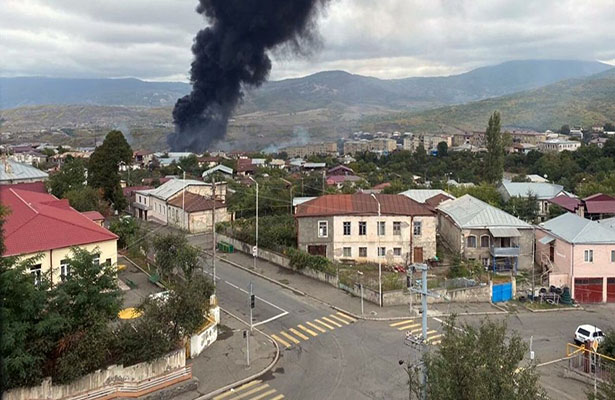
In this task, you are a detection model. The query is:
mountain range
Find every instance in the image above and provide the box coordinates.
[0,60,610,111]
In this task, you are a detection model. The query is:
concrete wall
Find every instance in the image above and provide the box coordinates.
[167,205,231,233]
[4,349,187,400]
[189,306,219,358]
[438,212,463,253]
[297,216,334,258]
[19,239,117,286]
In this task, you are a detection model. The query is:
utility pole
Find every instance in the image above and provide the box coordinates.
[246,281,255,368]
[212,175,216,286]
[247,177,259,270]
[371,193,382,307]
[358,271,364,316]
[322,169,325,193]
[406,263,446,400]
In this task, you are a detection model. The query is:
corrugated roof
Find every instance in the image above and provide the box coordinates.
[167,192,225,212]
[437,195,531,229]
[136,178,207,201]
[295,193,433,218]
[500,181,564,200]
[400,189,454,204]
[548,195,582,212]
[583,193,615,214]
[82,210,105,221]
[540,212,615,243]
[489,227,521,237]
[0,160,48,183]
[202,164,233,177]
[1,186,117,256]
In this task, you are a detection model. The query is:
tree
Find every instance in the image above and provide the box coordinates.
[64,186,109,213]
[437,141,448,157]
[88,130,133,211]
[153,233,200,280]
[560,124,571,135]
[47,157,87,198]
[409,318,544,400]
[109,217,141,249]
[604,122,615,132]
[484,111,504,183]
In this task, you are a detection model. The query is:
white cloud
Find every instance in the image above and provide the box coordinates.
[1,0,615,81]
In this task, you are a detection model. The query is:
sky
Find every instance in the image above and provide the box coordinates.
[2,0,615,82]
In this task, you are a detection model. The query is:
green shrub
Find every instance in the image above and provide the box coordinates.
[287,248,334,274]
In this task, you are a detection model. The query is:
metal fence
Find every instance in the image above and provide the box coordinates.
[567,343,615,382]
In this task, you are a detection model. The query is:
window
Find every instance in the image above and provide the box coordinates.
[378,247,386,257]
[105,258,112,266]
[343,221,351,236]
[93,255,100,266]
[377,221,386,236]
[393,221,401,235]
[31,264,42,286]
[467,235,477,248]
[318,221,328,238]
[480,235,490,248]
[584,249,594,263]
[60,259,70,282]
[611,250,615,263]
[393,247,402,256]
[359,247,367,257]
[343,247,352,257]
[359,221,367,236]
[413,221,422,236]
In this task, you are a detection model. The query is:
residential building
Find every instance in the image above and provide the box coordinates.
[8,151,47,166]
[437,195,534,272]
[133,150,154,168]
[583,193,615,220]
[547,194,584,217]
[202,164,233,178]
[133,178,226,224]
[295,194,436,264]
[402,134,453,152]
[498,180,568,220]
[510,131,548,145]
[343,138,397,155]
[400,189,455,206]
[326,165,363,188]
[589,137,608,148]
[81,211,106,226]
[282,142,338,158]
[538,139,581,152]
[1,183,118,285]
[236,158,256,176]
[536,212,615,303]
[166,192,231,233]
[0,159,49,185]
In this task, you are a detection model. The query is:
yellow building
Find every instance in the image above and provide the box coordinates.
[1,183,118,285]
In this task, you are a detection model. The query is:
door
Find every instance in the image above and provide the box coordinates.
[492,282,513,302]
[607,278,615,302]
[549,245,554,262]
[307,245,327,257]
[413,247,424,263]
[574,278,603,303]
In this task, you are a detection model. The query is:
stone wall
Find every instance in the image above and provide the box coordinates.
[4,349,189,400]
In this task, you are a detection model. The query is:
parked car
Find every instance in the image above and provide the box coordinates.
[574,324,605,345]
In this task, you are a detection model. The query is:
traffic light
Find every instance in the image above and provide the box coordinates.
[250,294,255,309]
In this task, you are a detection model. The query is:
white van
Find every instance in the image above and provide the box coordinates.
[574,324,605,345]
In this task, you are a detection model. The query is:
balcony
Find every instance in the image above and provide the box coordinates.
[490,245,520,257]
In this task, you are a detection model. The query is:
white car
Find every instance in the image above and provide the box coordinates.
[574,324,605,345]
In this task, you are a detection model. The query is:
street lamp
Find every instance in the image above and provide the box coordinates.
[177,166,186,230]
[248,176,259,271]
[370,193,382,307]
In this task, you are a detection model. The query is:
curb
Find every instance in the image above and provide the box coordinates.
[524,305,583,313]
[195,308,280,400]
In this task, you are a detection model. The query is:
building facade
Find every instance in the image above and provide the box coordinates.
[538,139,581,152]
[296,194,436,264]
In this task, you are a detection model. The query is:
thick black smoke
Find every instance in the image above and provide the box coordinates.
[169,0,329,152]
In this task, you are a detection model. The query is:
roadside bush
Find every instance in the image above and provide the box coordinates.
[217,215,296,251]
[287,248,334,274]
[448,254,484,280]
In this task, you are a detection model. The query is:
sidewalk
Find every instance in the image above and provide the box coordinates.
[215,250,505,319]
[174,313,278,399]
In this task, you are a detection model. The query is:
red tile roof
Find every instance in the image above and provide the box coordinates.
[425,193,454,208]
[583,193,615,214]
[295,193,433,218]
[1,186,118,256]
[237,159,256,173]
[548,195,582,213]
[167,192,226,212]
[81,211,105,221]
[371,182,391,190]
[1,181,47,193]
[326,175,362,185]
[123,185,153,197]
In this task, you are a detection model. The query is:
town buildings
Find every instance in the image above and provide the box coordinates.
[498,180,569,221]
[536,212,615,303]
[295,193,436,264]
[343,138,397,155]
[282,142,338,158]
[166,192,230,233]
[437,195,534,272]
[538,138,581,152]
[0,159,49,185]
[402,134,453,153]
[1,183,118,285]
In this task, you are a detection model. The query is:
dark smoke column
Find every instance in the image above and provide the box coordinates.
[170,0,329,152]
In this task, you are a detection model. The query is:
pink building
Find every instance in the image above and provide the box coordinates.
[536,212,615,303]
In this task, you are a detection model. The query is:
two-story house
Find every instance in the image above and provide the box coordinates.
[295,193,436,264]
[1,183,118,285]
[536,212,615,303]
[437,195,534,273]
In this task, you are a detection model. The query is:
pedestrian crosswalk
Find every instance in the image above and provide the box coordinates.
[213,380,284,400]
[271,312,357,349]
[389,319,443,345]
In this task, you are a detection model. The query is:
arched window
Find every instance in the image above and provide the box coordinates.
[480,235,490,248]
[467,235,477,248]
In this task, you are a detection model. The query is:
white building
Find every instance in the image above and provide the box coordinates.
[538,139,581,153]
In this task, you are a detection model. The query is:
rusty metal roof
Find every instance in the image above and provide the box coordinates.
[167,192,225,213]
[295,193,433,218]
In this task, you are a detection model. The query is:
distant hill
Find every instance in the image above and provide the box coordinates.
[0,77,190,109]
[1,60,610,111]
[364,68,615,132]
[241,59,612,113]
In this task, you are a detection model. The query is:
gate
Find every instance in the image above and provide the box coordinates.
[492,282,513,302]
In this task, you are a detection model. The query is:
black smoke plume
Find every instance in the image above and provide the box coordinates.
[170,0,329,152]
